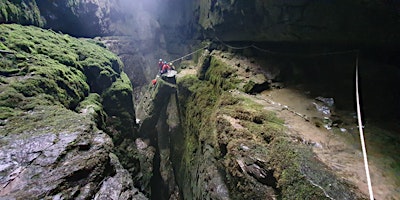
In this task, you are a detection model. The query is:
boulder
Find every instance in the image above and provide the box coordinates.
[0,24,145,199]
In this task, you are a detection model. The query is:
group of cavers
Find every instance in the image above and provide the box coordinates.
[151,59,174,86]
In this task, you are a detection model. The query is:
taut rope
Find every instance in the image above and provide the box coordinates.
[355,52,374,200]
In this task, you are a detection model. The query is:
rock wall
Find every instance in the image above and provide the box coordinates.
[135,77,181,199]
[173,50,366,199]
[0,24,145,199]
[195,0,400,45]
[35,0,117,37]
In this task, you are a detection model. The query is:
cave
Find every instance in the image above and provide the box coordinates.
[1,0,400,199]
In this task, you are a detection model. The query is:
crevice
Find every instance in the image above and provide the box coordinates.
[218,142,228,157]
[247,81,270,94]
[150,143,168,200]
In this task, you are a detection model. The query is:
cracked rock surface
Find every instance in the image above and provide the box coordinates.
[0,107,145,199]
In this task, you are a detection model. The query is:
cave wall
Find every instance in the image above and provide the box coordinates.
[194,0,400,46]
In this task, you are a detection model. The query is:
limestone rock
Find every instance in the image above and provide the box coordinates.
[195,0,400,45]
[0,106,145,199]
[95,153,148,200]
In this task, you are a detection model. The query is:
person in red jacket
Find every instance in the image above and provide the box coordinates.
[151,78,157,86]
[161,61,171,74]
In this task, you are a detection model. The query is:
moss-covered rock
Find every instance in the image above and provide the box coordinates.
[0,24,123,105]
[102,72,136,143]
[0,24,144,199]
[0,0,44,27]
[174,51,365,199]
[76,93,107,129]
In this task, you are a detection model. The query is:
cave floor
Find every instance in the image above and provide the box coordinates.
[255,87,400,200]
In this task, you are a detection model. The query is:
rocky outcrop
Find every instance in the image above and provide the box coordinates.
[194,0,400,45]
[173,50,366,199]
[135,76,181,199]
[0,106,144,199]
[0,24,145,199]
[35,0,116,37]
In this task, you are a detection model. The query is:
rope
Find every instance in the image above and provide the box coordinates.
[215,37,359,57]
[355,52,374,200]
[166,37,358,66]
[167,46,207,64]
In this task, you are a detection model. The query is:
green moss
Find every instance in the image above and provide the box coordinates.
[0,23,130,140]
[76,93,107,128]
[177,74,221,169]
[0,42,8,50]
[0,0,45,26]
[0,106,20,120]
[102,72,135,144]
[0,86,25,108]
[205,56,237,91]
[0,24,140,195]
[0,104,92,137]
[243,80,255,93]
[0,24,124,109]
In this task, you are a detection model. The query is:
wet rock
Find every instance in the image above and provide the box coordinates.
[315,96,335,107]
[270,82,285,89]
[134,138,155,195]
[243,73,271,94]
[313,102,331,115]
[0,107,145,199]
[94,153,147,200]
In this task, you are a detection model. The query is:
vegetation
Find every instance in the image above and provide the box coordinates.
[0,24,143,194]
[0,0,44,26]
[205,56,238,91]
[0,24,123,108]
[0,23,135,139]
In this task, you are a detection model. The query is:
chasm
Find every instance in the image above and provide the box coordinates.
[0,0,399,199]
